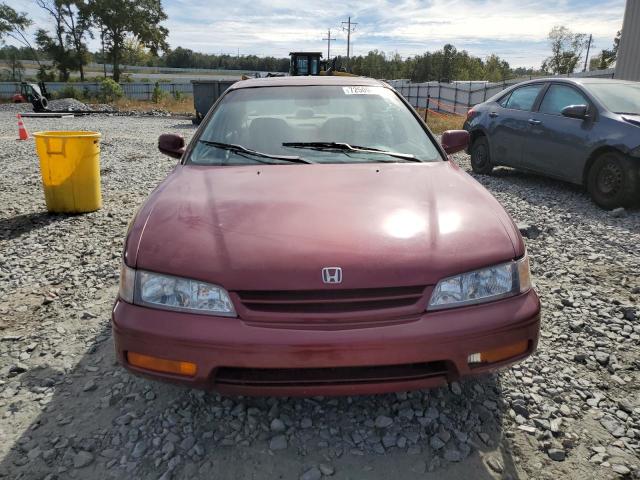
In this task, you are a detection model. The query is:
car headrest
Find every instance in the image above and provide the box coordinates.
[247,117,293,154]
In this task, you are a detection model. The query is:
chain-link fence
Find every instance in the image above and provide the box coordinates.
[387,68,616,116]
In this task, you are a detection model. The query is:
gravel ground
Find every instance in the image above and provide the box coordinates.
[0,112,638,480]
[1,100,174,116]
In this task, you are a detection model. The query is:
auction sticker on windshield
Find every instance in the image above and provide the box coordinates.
[343,86,378,95]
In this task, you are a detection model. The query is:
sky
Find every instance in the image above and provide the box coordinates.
[3,0,627,69]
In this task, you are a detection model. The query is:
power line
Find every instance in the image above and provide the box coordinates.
[322,29,337,59]
[341,16,357,67]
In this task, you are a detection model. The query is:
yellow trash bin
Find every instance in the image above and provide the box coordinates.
[33,131,102,213]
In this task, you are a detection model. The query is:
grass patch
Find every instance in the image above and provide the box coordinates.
[112,96,194,114]
[416,109,466,134]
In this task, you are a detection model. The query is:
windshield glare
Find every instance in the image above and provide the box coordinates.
[587,83,640,114]
[189,85,442,165]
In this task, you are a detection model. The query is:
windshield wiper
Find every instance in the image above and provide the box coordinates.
[199,140,313,164]
[282,142,421,162]
[617,112,640,115]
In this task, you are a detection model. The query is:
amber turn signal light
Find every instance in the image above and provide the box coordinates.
[127,352,197,377]
[468,340,529,365]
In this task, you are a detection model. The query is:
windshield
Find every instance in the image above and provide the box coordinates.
[587,83,640,115]
[188,85,442,165]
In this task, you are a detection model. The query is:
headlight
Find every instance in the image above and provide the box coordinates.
[428,255,531,311]
[120,262,135,303]
[119,263,236,317]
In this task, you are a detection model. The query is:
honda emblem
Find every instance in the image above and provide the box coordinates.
[322,267,342,284]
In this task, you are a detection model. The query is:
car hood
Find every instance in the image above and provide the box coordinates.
[128,162,521,290]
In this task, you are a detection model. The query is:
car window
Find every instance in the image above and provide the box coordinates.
[189,85,442,165]
[504,85,544,111]
[539,85,589,115]
[498,93,511,108]
[587,82,640,115]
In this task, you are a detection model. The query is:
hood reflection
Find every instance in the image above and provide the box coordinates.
[438,211,462,235]
[383,209,427,239]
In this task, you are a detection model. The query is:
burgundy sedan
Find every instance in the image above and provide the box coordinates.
[113,76,540,396]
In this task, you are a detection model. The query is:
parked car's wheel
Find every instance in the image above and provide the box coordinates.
[470,136,493,175]
[586,151,638,209]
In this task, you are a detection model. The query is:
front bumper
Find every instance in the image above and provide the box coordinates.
[112,289,540,396]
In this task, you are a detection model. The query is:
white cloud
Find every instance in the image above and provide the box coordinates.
[1,0,626,68]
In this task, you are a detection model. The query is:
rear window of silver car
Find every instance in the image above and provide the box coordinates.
[189,85,442,165]
[587,83,640,115]
[500,84,544,111]
[539,85,590,115]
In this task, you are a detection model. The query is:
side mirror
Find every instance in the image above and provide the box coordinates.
[561,104,589,120]
[158,133,185,159]
[441,130,470,155]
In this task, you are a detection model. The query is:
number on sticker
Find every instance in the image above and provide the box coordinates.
[342,86,377,95]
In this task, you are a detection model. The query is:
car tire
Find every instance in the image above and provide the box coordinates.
[586,151,638,210]
[470,136,493,175]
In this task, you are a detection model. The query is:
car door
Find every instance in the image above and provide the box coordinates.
[487,83,546,167]
[523,83,596,182]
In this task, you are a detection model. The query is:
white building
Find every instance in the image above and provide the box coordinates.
[616,0,640,81]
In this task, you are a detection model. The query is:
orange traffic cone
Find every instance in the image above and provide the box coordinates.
[17,114,29,141]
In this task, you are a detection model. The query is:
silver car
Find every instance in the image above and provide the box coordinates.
[463,78,640,209]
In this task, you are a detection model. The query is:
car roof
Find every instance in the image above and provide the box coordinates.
[486,76,637,104]
[571,77,635,84]
[229,75,386,90]
[511,77,637,87]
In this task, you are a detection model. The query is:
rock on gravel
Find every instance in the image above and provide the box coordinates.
[300,466,322,480]
[547,448,566,462]
[269,435,287,451]
[486,455,504,473]
[270,418,286,432]
[374,415,393,428]
[73,451,94,468]
[318,463,335,475]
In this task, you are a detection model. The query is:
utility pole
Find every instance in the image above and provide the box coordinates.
[322,29,336,59]
[341,16,357,69]
[583,34,592,72]
[101,26,107,78]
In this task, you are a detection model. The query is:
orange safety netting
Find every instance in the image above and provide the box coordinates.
[414,97,465,118]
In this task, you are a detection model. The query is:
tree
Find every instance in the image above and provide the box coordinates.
[121,36,153,66]
[164,46,194,68]
[484,54,510,82]
[61,1,92,81]
[512,66,543,78]
[437,44,457,82]
[0,3,41,65]
[592,30,621,70]
[337,46,517,83]
[87,0,168,82]
[0,45,24,80]
[36,1,73,80]
[541,25,589,74]
[454,50,485,81]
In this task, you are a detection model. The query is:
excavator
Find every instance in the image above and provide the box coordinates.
[12,82,50,111]
[241,52,355,80]
[288,52,354,76]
